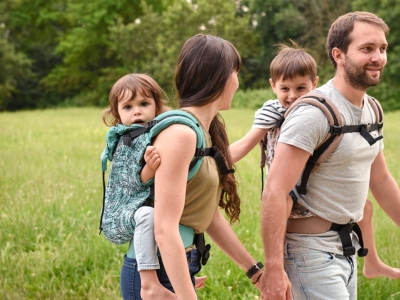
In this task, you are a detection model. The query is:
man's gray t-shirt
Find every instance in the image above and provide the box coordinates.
[279,79,383,255]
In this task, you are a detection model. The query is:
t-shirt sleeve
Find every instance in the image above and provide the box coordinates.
[278,104,330,154]
[252,99,286,129]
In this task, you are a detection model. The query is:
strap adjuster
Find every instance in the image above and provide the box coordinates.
[343,246,356,256]
[329,125,343,135]
[146,120,158,128]
[363,123,371,132]
[194,148,205,158]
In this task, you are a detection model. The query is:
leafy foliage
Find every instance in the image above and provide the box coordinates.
[351,0,400,111]
[1,0,400,111]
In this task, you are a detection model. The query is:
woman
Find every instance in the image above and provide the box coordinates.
[120,34,262,299]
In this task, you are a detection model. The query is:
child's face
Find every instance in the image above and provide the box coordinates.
[269,75,319,108]
[117,90,157,126]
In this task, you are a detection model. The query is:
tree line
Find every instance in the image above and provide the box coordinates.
[1,0,399,111]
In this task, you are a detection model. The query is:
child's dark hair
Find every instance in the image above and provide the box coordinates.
[174,34,242,223]
[102,73,169,127]
[270,40,317,83]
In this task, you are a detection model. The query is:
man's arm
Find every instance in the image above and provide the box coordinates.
[260,142,310,299]
[369,151,400,227]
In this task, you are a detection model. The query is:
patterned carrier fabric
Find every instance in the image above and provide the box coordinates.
[102,133,151,245]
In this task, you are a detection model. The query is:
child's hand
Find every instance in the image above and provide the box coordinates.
[144,146,160,172]
[194,275,207,289]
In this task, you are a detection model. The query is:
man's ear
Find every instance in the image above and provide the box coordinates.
[332,47,344,66]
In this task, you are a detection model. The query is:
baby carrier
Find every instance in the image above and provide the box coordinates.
[99,110,234,245]
[259,91,384,257]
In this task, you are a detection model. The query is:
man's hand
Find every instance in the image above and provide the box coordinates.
[260,267,292,300]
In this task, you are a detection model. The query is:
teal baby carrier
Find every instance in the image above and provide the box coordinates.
[99,110,233,245]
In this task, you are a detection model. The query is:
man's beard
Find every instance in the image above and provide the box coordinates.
[343,56,384,91]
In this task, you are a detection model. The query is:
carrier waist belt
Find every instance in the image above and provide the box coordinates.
[286,217,368,257]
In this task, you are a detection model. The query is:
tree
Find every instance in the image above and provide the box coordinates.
[107,0,259,105]
[1,0,68,109]
[352,0,400,110]
[0,33,33,111]
[248,0,351,88]
[42,0,168,106]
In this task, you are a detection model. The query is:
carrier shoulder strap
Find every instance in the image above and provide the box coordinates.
[119,110,234,178]
[284,92,384,195]
[99,110,234,234]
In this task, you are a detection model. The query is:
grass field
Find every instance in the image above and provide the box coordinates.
[0,107,399,299]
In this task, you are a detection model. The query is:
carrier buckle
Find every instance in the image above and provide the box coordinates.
[329,125,343,135]
[343,246,356,256]
[363,123,372,132]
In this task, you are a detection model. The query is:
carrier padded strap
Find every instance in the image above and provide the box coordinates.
[296,135,336,195]
[291,92,384,195]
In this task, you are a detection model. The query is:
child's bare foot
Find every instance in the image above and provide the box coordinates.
[141,282,177,299]
[363,259,400,279]
[195,276,207,289]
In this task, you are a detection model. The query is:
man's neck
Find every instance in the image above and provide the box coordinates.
[332,75,366,108]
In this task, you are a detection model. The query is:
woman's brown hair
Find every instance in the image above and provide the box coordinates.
[174,34,242,223]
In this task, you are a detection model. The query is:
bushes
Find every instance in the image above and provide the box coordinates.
[231,89,275,110]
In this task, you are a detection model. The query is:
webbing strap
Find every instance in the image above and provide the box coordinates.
[330,222,368,257]
[99,171,106,234]
[122,127,149,146]
[204,146,235,175]
[295,135,336,194]
[193,233,211,265]
[294,93,384,195]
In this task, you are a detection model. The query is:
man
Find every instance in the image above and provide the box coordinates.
[259,11,400,299]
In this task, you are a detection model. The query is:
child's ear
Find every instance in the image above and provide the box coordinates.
[313,76,319,88]
[269,78,277,94]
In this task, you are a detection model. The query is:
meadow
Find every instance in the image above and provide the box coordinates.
[0,107,399,299]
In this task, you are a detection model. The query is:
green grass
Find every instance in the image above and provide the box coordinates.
[0,107,399,299]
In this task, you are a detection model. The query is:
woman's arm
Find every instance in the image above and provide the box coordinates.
[229,127,268,163]
[206,209,262,285]
[152,124,198,299]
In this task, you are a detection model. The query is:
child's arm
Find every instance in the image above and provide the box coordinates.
[230,127,269,163]
[141,146,160,183]
[230,99,286,164]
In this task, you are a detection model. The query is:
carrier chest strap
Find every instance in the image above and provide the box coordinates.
[329,123,383,146]
[295,93,383,195]
[296,121,383,195]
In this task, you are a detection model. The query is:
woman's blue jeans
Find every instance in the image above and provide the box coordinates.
[120,248,201,299]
